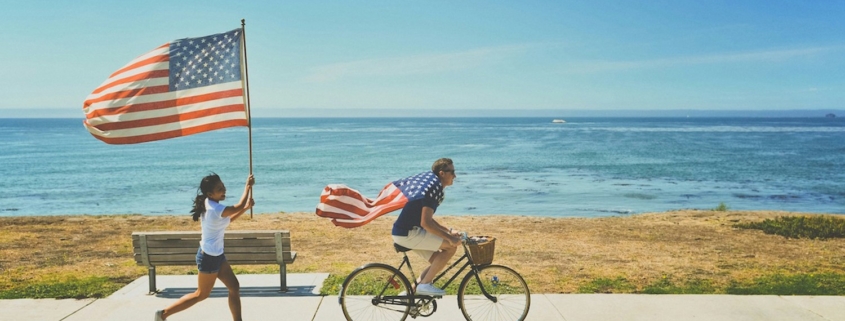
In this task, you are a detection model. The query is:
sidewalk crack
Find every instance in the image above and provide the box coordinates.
[59,298,98,321]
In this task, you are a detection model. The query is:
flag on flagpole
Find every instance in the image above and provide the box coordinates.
[317,171,444,228]
[83,29,248,144]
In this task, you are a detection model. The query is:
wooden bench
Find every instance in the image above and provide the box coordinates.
[132,230,296,294]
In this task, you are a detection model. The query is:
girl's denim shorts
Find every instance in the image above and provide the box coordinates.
[196,247,226,274]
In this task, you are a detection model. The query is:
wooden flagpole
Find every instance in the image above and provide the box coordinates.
[241,19,254,218]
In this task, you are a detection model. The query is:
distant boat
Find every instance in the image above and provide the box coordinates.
[826,113,836,118]
[552,119,566,123]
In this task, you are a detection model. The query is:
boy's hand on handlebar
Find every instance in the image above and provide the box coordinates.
[450,235,462,246]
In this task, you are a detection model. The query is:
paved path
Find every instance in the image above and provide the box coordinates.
[1,274,843,321]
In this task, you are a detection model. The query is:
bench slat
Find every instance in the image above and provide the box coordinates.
[134,252,296,265]
[132,238,287,248]
[132,231,289,240]
[135,247,281,255]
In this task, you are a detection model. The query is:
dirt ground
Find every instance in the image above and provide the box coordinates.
[2,210,844,293]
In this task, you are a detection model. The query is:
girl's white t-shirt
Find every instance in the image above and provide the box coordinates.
[200,198,230,256]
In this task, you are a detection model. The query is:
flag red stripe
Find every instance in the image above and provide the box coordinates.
[84,85,171,107]
[86,119,248,145]
[91,69,170,95]
[323,202,407,228]
[85,88,244,119]
[109,52,169,79]
[318,184,403,215]
[92,104,245,131]
[319,189,404,216]
[316,184,408,228]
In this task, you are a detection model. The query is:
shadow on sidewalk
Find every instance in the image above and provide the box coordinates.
[155,286,320,298]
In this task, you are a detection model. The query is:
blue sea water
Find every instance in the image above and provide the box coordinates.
[0,117,843,217]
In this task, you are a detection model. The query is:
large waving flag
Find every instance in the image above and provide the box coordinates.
[317,171,444,228]
[83,29,248,144]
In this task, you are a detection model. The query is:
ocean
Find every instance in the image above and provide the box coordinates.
[1,117,843,217]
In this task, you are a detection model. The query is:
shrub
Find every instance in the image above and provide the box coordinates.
[713,202,729,211]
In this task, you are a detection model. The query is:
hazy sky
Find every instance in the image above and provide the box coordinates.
[1,0,843,116]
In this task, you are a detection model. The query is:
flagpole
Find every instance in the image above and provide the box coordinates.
[241,19,254,218]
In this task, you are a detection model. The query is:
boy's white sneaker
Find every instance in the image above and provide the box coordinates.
[415,283,445,296]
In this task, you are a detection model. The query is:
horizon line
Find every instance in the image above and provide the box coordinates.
[0,108,841,119]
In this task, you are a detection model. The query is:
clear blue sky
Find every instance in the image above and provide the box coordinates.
[1,0,843,117]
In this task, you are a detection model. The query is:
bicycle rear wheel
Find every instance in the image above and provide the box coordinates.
[339,263,413,321]
[457,264,530,321]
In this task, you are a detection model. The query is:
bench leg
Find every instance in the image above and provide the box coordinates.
[148,266,157,294]
[279,264,287,292]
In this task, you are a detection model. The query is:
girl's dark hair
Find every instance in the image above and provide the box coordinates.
[191,173,222,221]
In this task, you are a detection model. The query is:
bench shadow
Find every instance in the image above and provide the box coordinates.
[155,286,319,298]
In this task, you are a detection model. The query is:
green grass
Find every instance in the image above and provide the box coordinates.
[320,274,346,295]
[735,215,845,239]
[713,202,729,211]
[641,276,716,294]
[570,273,845,295]
[319,270,467,296]
[0,276,127,299]
[727,273,845,295]
[577,277,635,293]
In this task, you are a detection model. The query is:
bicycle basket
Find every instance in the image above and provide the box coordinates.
[467,236,495,266]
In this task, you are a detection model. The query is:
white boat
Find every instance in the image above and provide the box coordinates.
[552,119,566,123]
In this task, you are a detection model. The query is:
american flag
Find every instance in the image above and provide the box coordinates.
[317,171,444,228]
[83,29,248,144]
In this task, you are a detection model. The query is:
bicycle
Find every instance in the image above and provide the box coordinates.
[338,234,531,321]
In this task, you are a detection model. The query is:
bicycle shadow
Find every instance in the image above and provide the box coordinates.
[154,285,318,298]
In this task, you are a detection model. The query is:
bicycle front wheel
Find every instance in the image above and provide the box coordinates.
[339,263,413,321]
[457,264,530,321]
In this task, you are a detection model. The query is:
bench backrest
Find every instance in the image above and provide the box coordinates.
[132,230,293,267]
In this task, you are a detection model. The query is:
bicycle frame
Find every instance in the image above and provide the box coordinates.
[392,242,498,302]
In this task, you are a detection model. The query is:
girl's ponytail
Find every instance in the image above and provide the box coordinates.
[191,173,221,221]
[191,194,207,221]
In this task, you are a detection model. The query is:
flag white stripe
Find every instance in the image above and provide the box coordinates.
[86,111,246,139]
[88,62,170,99]
[317,184,405,221]
[84,81,242,112]
[111,46,170,76]
[85,96,245,126]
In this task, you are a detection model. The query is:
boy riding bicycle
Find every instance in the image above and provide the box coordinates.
[391,158,462,296]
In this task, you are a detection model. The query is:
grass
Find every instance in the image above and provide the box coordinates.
[320,272,845,295]
[3,210,845,298]
[735,215,845,239]
[0,276,127,299]
[726,273,845,295]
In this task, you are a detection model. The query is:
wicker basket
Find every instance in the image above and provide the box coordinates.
[467,236,495,266]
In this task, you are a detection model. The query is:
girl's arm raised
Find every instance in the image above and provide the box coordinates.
[223,174,255,220]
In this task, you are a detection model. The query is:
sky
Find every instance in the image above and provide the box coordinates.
[1,0,843,117]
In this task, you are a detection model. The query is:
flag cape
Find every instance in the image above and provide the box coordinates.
[83,29,248,144]
[316,171,444,228]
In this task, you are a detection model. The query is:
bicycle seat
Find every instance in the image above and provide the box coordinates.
[393,243,412,253]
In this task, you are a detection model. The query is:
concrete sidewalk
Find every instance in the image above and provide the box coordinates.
[2,273,843,321]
